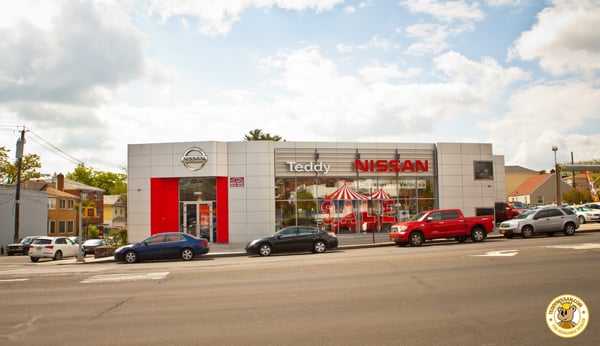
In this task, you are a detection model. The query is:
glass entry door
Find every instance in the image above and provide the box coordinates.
[182,202,214,242]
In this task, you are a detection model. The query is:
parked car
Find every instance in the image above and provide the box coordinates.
[114,232,209,263]
[5,236,40,256]
[495,202,520,223]
[82,238,107,256]
[567,206,600,224]
[389,208,494,247]
[498,207,579,238]
[583,202,600,210]
[245,226,338,256]
[29,236,80,262]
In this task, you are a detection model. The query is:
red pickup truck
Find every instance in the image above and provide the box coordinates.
[389,208,494,247]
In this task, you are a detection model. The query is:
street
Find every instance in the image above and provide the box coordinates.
[1,231,599,345]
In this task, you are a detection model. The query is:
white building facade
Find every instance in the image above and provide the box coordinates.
[127,141,505,243]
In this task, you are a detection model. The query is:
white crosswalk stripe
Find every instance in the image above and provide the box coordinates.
[81,272,169,283]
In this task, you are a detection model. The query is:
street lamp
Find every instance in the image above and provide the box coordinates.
[552,146,560,205]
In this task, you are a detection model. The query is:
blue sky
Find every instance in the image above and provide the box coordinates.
[1,0,599,175]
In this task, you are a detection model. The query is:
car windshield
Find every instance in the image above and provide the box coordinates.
[409,212,429,222]
[515,210,536,219]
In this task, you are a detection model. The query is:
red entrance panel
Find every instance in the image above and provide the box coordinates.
[150,178,179,235]
[216,177,229,243]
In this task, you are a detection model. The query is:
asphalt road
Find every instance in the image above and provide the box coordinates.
[1,231,599,345]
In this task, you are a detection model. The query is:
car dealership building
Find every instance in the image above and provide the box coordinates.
[127,141,505,243]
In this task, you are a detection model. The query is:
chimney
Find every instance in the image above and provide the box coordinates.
[57,173,65,191]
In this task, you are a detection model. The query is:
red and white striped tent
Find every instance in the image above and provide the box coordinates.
[325,183,368,200]
[368,188,391,200]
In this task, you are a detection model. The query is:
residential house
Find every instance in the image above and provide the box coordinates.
[508,173,574,206]
[103,194,127,229]
[504,165,538,199]
[45,186,79,237]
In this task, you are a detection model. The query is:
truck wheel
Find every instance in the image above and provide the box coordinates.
[408,232,424,247]
[521,226,533,238]
[471,227,485,243]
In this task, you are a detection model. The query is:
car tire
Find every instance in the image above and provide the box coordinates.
[408,232,424,247]
[53,251,63,261]
[313,240,326,253]
[124,250,138,263]
[563,223,576,236]
[30,257,39,262]
[471,227,485,243]
[181,248,194,261]
[578,215,585,224]
[258,243,272,256]
[521,226,534,238]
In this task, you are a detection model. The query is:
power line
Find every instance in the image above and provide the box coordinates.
[27,130,85,167]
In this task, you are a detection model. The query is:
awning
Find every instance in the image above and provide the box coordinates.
[368,188,391,200]
[325,183,368,200]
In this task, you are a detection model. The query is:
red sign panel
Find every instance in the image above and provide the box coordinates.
[230,177,245,188]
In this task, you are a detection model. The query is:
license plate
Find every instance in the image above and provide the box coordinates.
[36,246,42,250]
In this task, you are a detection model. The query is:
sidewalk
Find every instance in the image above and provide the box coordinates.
[67,223,600,264]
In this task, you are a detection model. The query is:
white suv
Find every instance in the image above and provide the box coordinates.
[29,236,80,262]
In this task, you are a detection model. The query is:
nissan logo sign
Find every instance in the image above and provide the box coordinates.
[181,147,208,171]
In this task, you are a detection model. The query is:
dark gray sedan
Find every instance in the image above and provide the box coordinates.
[245,226,338,256]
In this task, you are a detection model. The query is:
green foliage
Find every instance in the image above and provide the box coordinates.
[67,164,127,195]
[106,228,128,247]
[295,187,316,214]
[0,146,43,184]
[87,225,100,239]
[563,188,592,205]
[280,216,317,227]
[244,129,282,141]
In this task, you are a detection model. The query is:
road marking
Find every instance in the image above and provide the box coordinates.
[81,272,169,284]
[545,243,600,250]
[0,278,29,282]
[472,250,519,257]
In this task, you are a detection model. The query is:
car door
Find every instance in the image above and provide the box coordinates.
[63,237,79,257]
[294,227,318,251]
[533,209,554,232]
[160,234,184,259]
[272,227,299,252]
[139,234,168,259]
[545,208,566,231]
[440,210,465,237]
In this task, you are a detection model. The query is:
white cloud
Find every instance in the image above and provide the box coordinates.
[509,1,600,78]
[402,0,485,23]
[483,81,600,169]
[148,0,344,36]
[358,61,421,83]
[0,1,147,105]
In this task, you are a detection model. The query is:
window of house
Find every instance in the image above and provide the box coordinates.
[68,200,74,209]
[81,192,88,200]
[58,221,66,234]
[67,221,74,234]
[60,199,66,209]
[48,198,56,209]
[48,220,56,234]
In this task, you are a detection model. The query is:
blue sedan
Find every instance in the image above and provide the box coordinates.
[114,232,210,263]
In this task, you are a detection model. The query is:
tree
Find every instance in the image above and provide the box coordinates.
[67,164,127,195]
[244,129,282,141]
[0,146,43,184]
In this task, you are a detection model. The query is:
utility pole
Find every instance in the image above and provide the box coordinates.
[14,128,26,243]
